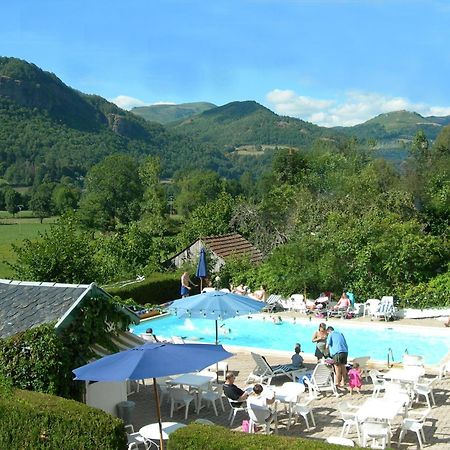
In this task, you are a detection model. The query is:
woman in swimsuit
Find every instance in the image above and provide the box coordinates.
[312,322,329,360]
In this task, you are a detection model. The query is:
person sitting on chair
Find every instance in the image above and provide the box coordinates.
[223,372,249,407]
[249,383,276,407]
[291,343,304,368]
[334,292,350,310]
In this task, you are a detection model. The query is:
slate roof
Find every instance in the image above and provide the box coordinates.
[202,232,263,264]
[0,279,138,339]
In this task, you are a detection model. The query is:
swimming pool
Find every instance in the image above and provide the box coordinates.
[131,315,450,365]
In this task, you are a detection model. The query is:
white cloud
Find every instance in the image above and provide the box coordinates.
[110,95,149,110]
[265,89,450,127]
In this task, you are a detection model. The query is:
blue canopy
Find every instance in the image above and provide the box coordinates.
[168,290,265,321]
[195,247,208,279]
[73,342,233,382]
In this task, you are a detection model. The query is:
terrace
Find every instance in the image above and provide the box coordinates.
[126,315,450,449]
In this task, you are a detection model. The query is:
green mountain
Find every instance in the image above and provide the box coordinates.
[338,110,450,142]
[169,100,344,149]
[0,57,230,184]
[132,102,216,124]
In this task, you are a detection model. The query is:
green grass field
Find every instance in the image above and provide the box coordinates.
[0,216,54,279]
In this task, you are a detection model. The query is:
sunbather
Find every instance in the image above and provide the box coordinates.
[333,292,350,310]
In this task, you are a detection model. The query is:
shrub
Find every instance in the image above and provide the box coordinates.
[0,388,126,450]
[107,271,184,305]
[168,424,346,449]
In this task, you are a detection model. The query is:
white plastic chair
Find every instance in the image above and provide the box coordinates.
[361,420,391,449]
[414,382,435,408]
[369,369,386,398]
[438,361,450,379]
[275,381,306,429]
[125,425,150,450]
[363,299,380,317]
[226,395,247,427]
[338,401,361,445]
[168,387,195,420]
[398,408,430,450]
[292,378,317,431]
[199,387,225,416]
[247,401,278,435]
[307,362,339,397]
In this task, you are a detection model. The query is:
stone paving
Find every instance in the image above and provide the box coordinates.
[128,349,450,449]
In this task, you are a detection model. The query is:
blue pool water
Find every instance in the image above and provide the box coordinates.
[131,315,450,365]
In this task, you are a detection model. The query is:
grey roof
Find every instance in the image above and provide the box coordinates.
[0,279,108,339]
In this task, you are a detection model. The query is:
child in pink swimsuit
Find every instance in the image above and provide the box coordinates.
[348,362,362,395]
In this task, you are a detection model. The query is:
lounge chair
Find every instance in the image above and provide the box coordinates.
[305,362,339,397]
[372,296,397,321]
[246,352,306,385]
[263,295,284,313]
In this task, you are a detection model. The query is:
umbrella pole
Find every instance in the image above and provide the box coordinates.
[153,378,164,450]
[200,278,203,292]
[215,320,219,382]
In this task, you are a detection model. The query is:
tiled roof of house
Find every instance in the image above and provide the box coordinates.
[202,232,263,264]
[0,279,94,339]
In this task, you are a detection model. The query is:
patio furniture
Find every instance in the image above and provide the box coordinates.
[338,401,361,445]
[292,396,316,431]
[357,397,405,424]
[361,420,391,449]
[226,394,247,427]
[168,387,196,420]
[274,381,306,429]
[438,361,450,379]
[247,401,278,435]
[306,362,339,397]
[139,422,186,448]
[398,408,430,450]
[168,372,215,413]
[263,294,284,313]
[289,294,307,312]
[125,424,150,450]
[199,386,225,416]
[372,296,398,321]
[246,352,306,385]
[363,299,380,318]
[326,436,355,447]
[369,369,386,398]
[414,381,435,408]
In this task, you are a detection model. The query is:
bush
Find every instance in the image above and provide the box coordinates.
[168,424,346,449]
[107,271,185,305]
[0,388,126,450]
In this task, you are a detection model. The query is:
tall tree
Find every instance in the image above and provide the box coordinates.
[78,155,143,230]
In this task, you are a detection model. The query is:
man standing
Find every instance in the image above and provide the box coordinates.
[180,271,195,298]
[326,326,348,388]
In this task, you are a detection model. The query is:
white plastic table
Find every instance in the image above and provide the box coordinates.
[357,397,404,422]
[167,373,216,413]
[139,421,186,443]
[383,368,423,383]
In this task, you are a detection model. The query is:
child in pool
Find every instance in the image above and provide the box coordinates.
[348,362,362,395]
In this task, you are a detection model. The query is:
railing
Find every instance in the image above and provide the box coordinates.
[387,348,395,368]
[404,348,409,355]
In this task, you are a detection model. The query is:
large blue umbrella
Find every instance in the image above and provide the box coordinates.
[73,342,233,450]
[195,247,208,291]
[168,290,265,345]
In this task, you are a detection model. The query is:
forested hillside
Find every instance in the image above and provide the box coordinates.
[132,102,216,124]
[0,57,230,184]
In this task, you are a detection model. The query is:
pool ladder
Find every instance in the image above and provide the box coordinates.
[387,348,395,368]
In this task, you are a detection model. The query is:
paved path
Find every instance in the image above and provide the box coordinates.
[128,350,450,449]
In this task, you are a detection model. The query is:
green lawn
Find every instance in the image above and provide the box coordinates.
[0,220,52,279]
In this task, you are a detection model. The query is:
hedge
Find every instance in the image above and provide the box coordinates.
[0,388,126,450]
[168,424,355,449]
[107,271,201,305]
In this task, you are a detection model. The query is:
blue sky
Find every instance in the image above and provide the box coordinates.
[2,0,450,126]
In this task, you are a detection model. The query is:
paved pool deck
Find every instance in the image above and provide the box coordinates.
[128,346,450,449]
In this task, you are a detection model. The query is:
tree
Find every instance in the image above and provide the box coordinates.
[29,182,55,223]
[4,186,22,216]
[174,170,223,216]
[12,213,100,283]
[78,155,143,230]
[52,183,81,215]
[272,148,307,185]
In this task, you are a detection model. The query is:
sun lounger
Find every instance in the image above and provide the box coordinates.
[246,352,306,384]
[262,295,284,313]
[305,362,339,397]
[372,296,397,321]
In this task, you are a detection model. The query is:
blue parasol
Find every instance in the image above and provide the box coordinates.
[73,342,232,449]
[168,290,265,344]
[195,247,208,291]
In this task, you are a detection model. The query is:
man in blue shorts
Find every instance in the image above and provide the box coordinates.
[326,326,348,388]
